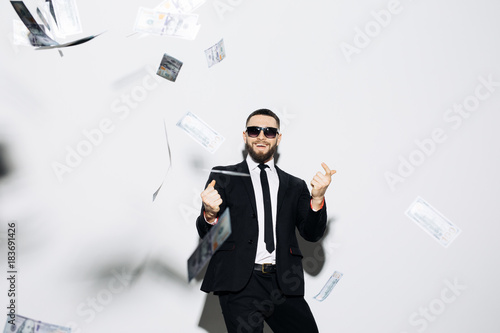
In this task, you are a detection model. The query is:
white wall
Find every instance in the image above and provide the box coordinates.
[1,0,499,332]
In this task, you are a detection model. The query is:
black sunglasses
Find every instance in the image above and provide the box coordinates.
[246,126,280,138]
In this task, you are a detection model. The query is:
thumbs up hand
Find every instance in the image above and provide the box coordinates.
[200,180,222,223]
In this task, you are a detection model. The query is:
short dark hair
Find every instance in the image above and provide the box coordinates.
[246,109,280,129]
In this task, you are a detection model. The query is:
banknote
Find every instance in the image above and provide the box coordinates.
[156,53,183,82]
[405,196,461,248]
[205,39,226,68]
[35,33,101,50]
[11,1,58,46]
[10,1,99,49]
[313,271,343,302]
[51,0,82,35]
[155,0,206,13]
[155,0,181,13]
[45,0,57,25]
[187,208,232,281]
[3,314,71,333]
[133,8,200,39]
[176,112,225,153]
[152,119,173,202]
[210,208,231,252]
[202,169,250,177]
[162,12,200,39]
[12,20,31,46]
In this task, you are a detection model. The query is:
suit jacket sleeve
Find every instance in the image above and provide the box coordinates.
[295,179,327,242]
[196,169,228,239]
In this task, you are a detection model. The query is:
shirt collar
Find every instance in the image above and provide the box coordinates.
[246,154,276,173]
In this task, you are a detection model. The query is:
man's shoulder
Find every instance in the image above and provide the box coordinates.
[275,165,306,185]
[212,160,247,172]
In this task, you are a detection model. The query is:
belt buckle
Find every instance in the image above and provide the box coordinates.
[261,263,272,274]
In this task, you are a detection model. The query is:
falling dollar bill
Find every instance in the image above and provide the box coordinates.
[3,314,71,333]
[152,119,173,202]
[187,208,231,281]
[10,1,99,49]
[155,0,206,13]
[51,0,82,35]
[176,112,225,153]
[11,1,58,46]
[133,7,200,39]
[314,271,343,302]
[405,196,461,248]
[205,39,226,68]
[156,53,183,82]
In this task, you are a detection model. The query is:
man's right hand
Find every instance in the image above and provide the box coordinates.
[200,180,222,223]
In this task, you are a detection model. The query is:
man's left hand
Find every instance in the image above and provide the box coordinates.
[310,162,336,209]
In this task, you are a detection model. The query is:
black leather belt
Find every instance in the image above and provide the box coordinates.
[254,263,276,273]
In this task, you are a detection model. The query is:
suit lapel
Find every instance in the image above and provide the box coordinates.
[235,161,258,216]
[275,165,290,216]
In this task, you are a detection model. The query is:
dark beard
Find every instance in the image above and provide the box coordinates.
[245,141,278,164]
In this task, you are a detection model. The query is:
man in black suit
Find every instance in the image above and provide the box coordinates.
[196,109,335,333]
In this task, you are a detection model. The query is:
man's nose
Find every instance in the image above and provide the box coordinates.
[257,129,266,139]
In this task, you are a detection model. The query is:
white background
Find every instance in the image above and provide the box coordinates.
[1,0,500,332]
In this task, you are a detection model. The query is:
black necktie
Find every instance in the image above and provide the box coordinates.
[258,164,274,253]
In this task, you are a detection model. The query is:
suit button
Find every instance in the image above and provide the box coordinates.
[248,240,253,244]
[251,214,256,218]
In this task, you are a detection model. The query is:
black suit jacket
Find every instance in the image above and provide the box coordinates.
[196,160,327,296]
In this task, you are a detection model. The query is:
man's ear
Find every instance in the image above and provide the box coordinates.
[242,131,247,144]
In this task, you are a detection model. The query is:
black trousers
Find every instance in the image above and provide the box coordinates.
[218,270,319,333]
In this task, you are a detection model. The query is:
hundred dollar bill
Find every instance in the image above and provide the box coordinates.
[12,20,31,46]
[202,169,250,177]
[313,271,343,302]
[155,0,206,13]
[405,196,461,248]
[11,1,58,46]
[52,0,82,35]
[175,0,206,13]
[176,112,225,153]
[133,8,200,39]
[10,1,99,49]
[187,208,231,281]
[152,119,173,202]
[156,53,183,82]
[205,39,226,68]
[155,0,180,13]
[3,314,71,333]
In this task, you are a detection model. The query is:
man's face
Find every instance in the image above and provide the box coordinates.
[243,115,282,164]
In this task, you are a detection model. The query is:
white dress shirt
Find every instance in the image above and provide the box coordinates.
[246,155,279,265]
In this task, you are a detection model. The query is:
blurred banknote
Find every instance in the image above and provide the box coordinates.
[155,0,206,13]
[205,39,226,68]
[10,1,99,49]
[11,1,58,46]
[405,196,461,248]
[12,20,31,46]
[52,0,82,35]
[156,53,183,82]
[133,7,200,39]
[176,112,225,153]
[314,271,343,302]
[3,314,71,333]
[187,208,231,281]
